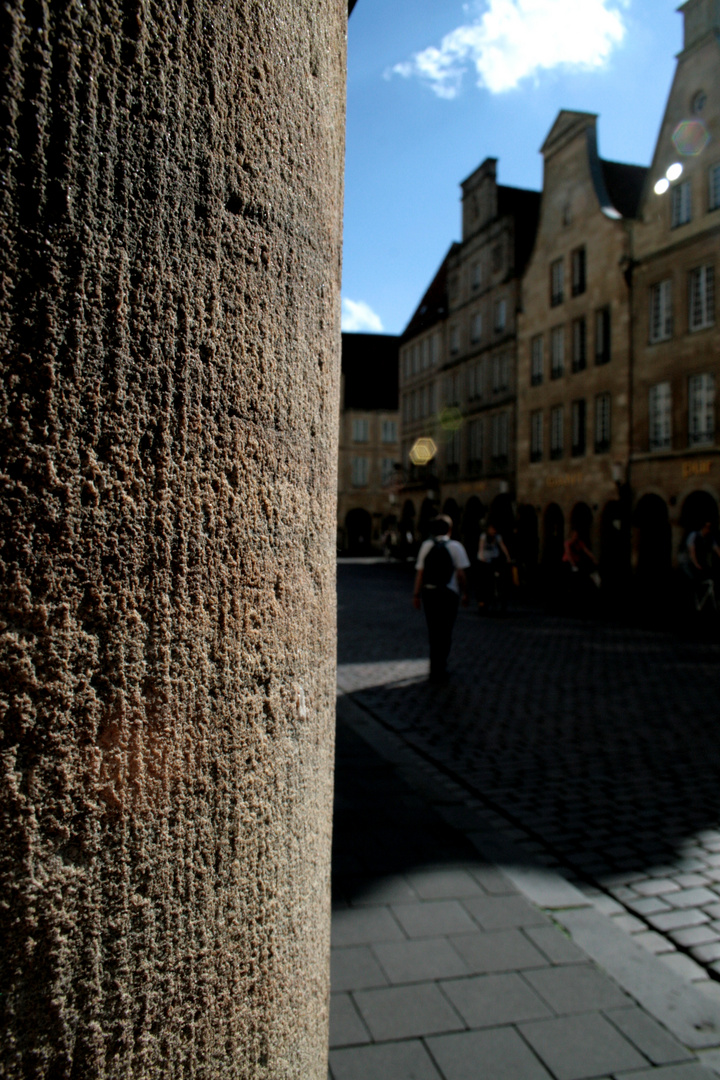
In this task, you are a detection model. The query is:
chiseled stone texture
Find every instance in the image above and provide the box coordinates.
[0,2,345,1077]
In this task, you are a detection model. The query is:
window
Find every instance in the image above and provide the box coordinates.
[421,338,430,369]
[431,333,441,366]
[530,410,543,463]
[572,317,587,373]
[689,265,715,331]
[571,399,586,457]
[550,258,564,306]
[492,352,509,394]
[490,412,509,467]
[471,312,483,343]
[468,418,484,471]
[594,393,611,453]
[402,395,410,424]
[351,456,369,487]
[412,344,419,374]
[468,360,483,400]
[595,307,611,364]
[446,428,461,475]
[445,372,460,406]
[531,336,544,386]
[649,382,672,451]
[571,247,586,296]
[471,261,482,289]
[671,181,691,227]
[382,420,397,443]
[494,298,507,332]
[403,349,412,379]
[550,406,564,460]
[649,279,673,342]
[492,243,503,273]
[352,418,369,442]
[450,325,460,355]
[550,326,565,378]
[710,164,720,212]
[428,382,436,415]
[689,373,715,446]
[381,458,395,484]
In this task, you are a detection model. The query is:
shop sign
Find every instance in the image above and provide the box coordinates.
[547,473,584,489]
[682,459,713,479]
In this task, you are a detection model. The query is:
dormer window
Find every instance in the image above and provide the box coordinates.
[693,90,707,115]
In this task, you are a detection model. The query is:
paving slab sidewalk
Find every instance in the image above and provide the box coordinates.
[330,693,720,1080]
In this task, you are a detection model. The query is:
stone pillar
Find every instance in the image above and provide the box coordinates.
[0,2,345,1076]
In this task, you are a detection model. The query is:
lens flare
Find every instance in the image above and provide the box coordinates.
[409,438,437,466]
[672,119,710,157]
[666,162,683,181]
[438,406,463,433]
[654,178,670,195]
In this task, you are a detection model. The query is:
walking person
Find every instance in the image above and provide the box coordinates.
[682,521,720,620]
[686,520,720,578]
[413,516,470,683]
[562,528,600,614]
[477,523,511,612]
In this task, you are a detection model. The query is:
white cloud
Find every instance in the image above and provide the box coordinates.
[389,0,627,97]
[342,298,384,332]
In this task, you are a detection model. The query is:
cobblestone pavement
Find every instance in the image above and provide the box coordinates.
[337,560,720,988]
[330,705,720,1078]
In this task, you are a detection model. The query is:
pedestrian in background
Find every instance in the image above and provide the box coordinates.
[477,522,511,611]
[413,515,470,683]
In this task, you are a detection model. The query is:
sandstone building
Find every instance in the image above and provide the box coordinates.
[629,0,720,573]
[399,0,718,581]
[516,112,646,562]
[398,253,451,532]
[444,160,540,511]
[338,333,400,552]
[399,162,539,540]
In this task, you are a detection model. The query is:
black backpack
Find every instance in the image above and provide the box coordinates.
[422,538,454,588]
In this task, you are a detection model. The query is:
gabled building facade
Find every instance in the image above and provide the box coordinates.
[397,0,718,583]
[442,159,540,510]
[398,161,539,536]
[516,112,646,559]
[629,0,720,573]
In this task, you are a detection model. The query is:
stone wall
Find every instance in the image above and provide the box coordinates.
[0,1,345,1076]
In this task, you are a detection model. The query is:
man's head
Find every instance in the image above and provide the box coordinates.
[487,523,497,537]
[701,521,713,536]
[429,515,453,538]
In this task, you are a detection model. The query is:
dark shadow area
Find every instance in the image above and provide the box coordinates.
[337,561,424,665]
[337,562,720,893]
[332,718,484,906]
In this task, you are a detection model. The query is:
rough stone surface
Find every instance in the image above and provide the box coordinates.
[0,2,345,1077]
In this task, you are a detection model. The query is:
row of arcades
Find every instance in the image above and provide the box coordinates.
[343,486,720,589]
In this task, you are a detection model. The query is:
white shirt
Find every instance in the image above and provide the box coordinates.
[416,537,470,595]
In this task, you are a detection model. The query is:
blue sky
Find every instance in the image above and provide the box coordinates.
[342,0,682,335]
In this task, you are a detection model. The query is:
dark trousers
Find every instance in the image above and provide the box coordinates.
[422,587,460,678]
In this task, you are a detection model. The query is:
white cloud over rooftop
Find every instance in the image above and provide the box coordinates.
[342,298,384,333]
[390,0,627,97]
